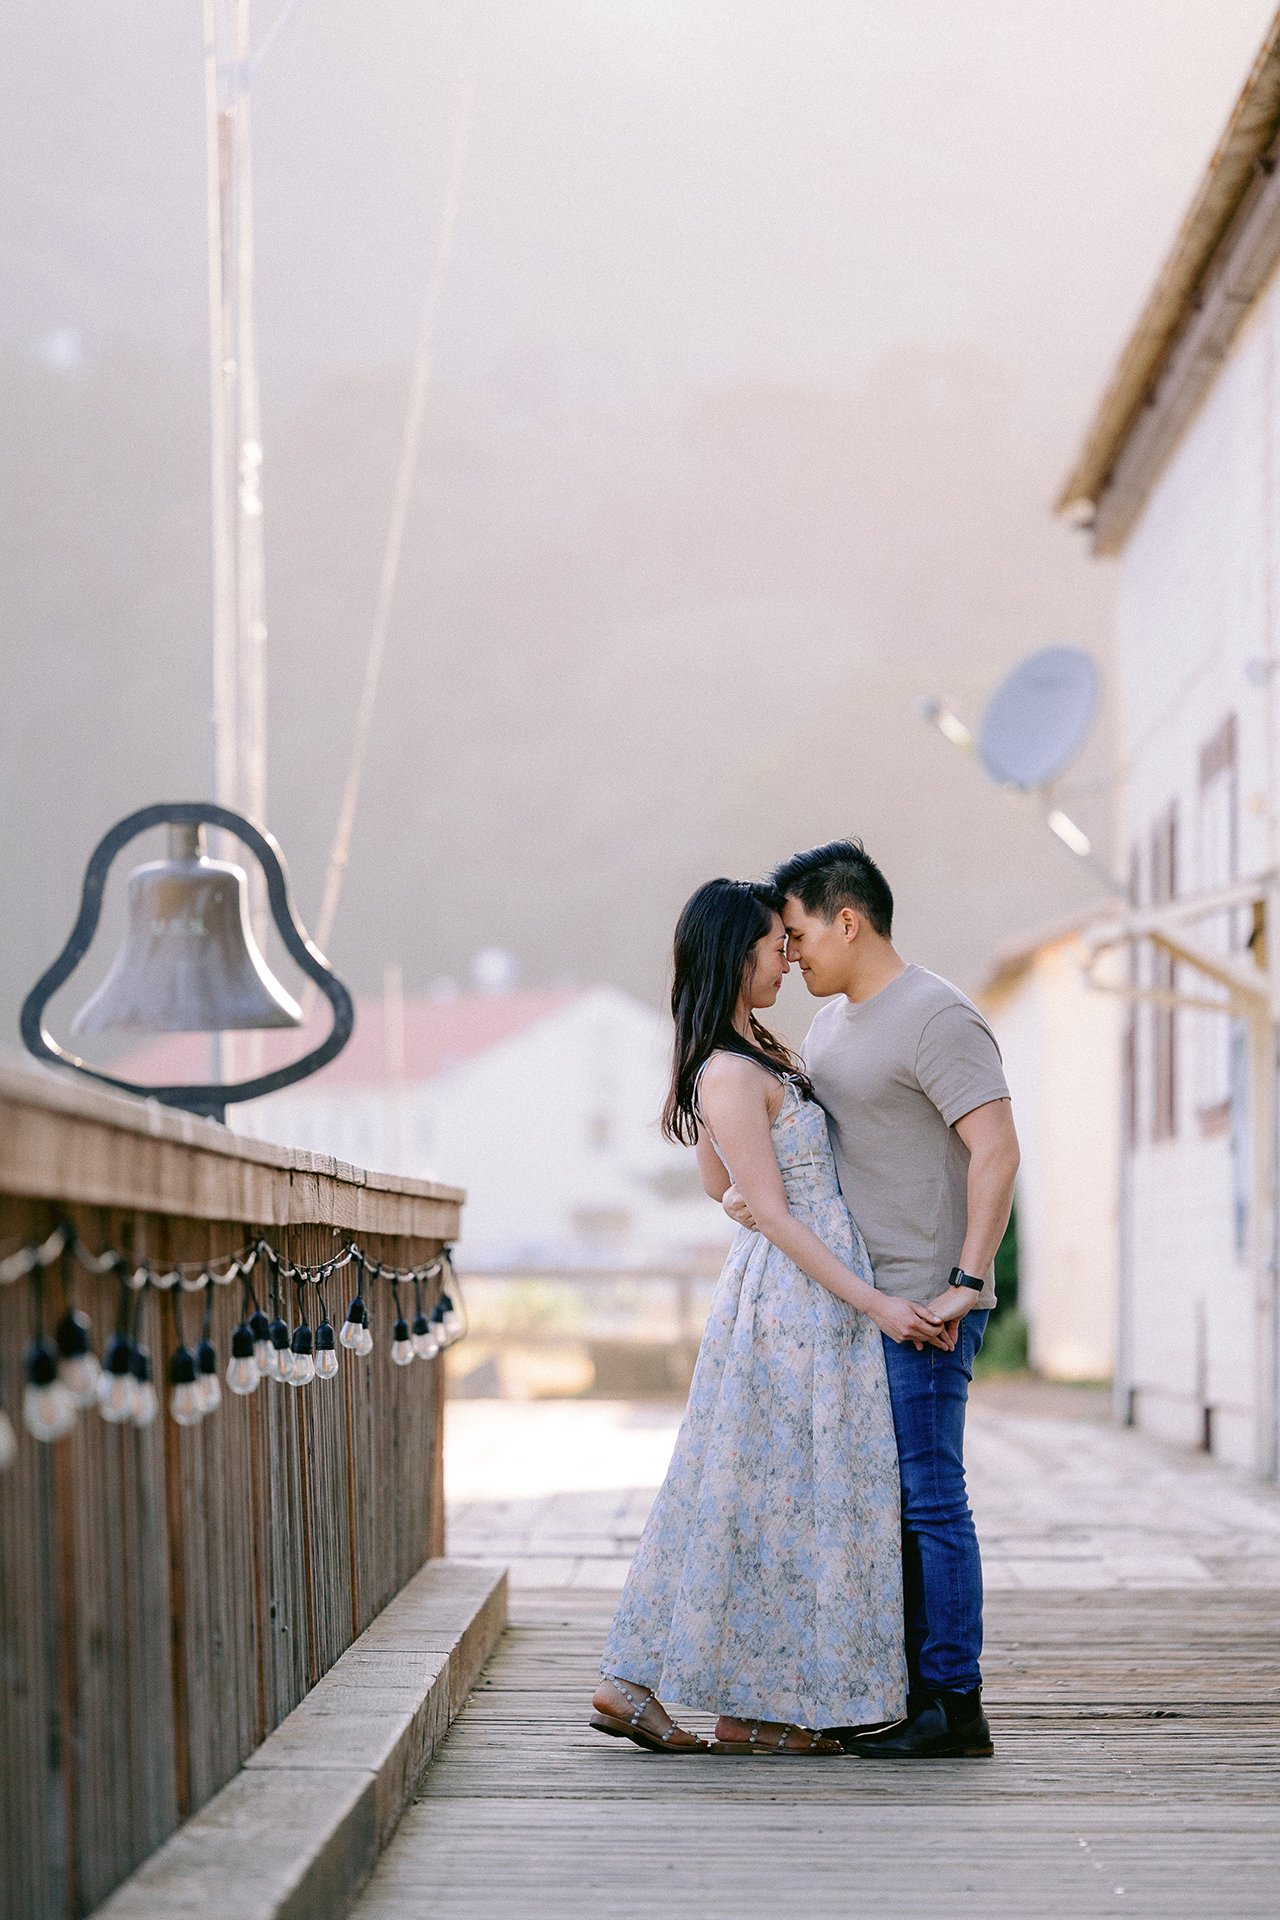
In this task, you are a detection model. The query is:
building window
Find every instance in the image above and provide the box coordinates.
[1150,804,1178,1143]
[1195,714,1238,1136]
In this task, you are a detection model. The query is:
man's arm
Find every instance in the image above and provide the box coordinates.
[928,1097,1020,1322]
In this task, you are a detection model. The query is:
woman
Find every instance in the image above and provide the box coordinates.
[591,878,942,1756]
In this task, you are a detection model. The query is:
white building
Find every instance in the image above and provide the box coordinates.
[1059,14,1280,1475]
[978,920,1123,1384]
[119,986,732,1270]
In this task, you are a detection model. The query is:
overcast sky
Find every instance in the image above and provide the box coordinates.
[3,2,1278,1044]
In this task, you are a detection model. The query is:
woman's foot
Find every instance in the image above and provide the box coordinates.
[591,1676,707,1751]
[713,1714,842,1754]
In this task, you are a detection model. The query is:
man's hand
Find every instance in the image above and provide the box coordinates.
[926,1287,976,1327]
[722,1183,757,1230]
[873,1296,956,1351]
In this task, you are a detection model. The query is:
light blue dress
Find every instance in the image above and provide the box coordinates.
[600,1066,907,1726]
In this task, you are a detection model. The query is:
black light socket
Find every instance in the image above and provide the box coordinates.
[55,1307,94,1359]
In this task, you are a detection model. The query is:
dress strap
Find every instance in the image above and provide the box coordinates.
[691,1056,715,1124]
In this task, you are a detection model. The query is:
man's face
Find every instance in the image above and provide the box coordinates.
[782,896,856,996]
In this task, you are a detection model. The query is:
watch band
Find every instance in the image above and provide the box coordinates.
[948,1266,984,1291]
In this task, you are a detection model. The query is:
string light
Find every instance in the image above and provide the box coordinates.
[313,1286,338,1379]
[288,1318,315,1387]
[24,1337,77,1441]
[267,1313,291,1381]
[169,1345,203,1426]
[411,1270,439,1360]
[388,1276,414,1367]
[0,1226,462,1458]
[55,1237,100,1405]
[195,1281,221,1414]
[97,1333,138,1423]
[340,1254,373,1356]
[130,1343,159,1428]
[226,1322,260,1395]
[56,1307,100,1406]
[249,1308,273,1375]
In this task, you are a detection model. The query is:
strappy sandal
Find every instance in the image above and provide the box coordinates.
[590,1677,710,1754]
[708,1719,843,1756]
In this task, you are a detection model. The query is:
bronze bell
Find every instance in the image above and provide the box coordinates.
[73,824,303,1034]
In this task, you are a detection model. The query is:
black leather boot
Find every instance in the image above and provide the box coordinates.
[849,1693,994,1758]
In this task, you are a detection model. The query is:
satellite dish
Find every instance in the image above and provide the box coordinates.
[977,646,1099,791]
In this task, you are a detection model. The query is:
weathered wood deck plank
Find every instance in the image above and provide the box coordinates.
[351,1586,1280,1919]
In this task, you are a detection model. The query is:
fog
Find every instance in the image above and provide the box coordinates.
[2,0,1273,1050]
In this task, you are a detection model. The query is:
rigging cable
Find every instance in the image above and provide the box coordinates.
[311,27,479,973]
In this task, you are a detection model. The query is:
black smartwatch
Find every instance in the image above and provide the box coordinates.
[948,1266,984,1291]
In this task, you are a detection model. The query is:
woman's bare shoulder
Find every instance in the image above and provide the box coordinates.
[699,1052,777,1104]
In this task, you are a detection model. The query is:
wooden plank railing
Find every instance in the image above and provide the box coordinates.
[0,1064,463,1920]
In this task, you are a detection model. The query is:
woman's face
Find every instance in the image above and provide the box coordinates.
[744,913,790,1009]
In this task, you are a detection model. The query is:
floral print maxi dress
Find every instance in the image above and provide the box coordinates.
[599,1072,907,1727]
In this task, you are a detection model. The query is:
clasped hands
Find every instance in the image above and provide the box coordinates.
[720,1183,963,1351]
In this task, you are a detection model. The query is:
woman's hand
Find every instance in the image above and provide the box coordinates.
[872,1295,956,1350]
[721,1182,756,1230]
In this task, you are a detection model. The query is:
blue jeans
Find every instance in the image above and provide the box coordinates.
[880,1309,988,1698]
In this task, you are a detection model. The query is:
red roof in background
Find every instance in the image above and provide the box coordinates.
[111,988,584,1091]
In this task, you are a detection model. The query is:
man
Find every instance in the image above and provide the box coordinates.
[722,838,1019,1758]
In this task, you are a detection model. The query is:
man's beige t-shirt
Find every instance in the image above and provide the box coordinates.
[802,964,1011,1309]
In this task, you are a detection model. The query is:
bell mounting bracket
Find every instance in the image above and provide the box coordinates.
[20,801,355,1122]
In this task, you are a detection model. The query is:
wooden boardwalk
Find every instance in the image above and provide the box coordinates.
[352,1582,1280,1918]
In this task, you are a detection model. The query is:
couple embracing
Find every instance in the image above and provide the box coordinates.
[590,838,1019,1759]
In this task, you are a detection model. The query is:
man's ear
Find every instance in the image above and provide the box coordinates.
[841,908,861,943]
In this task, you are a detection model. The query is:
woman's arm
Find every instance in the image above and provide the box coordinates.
[699,1057,949,1348]
[694,1127,731,1201]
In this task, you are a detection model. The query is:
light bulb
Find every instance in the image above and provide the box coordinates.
[249,1309,273,1376]
[131,1346,159,1428]
[195,1338,221,1414]
[411,1312,439,1360]
[266,1316,290,1381]
[438,1292,463,1342]
[288,1321,315,1386]
[339,1296,369,1351]
[97,1334,139,1423]
[355,1324,374,1357]
[390,1318,415,1367]
[0,1409,16,1470]
[226,1323,260,1395]
[169,1345,204,1426]
[313,1321,338,1379]
[23,1339,78,1441]
[56,1307,101,1406]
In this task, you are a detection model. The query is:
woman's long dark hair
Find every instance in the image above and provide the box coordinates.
[661,878,810,1145]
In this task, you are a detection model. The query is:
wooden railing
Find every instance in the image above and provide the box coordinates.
[0,1064,463,1920]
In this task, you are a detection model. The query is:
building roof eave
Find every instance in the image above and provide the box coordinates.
[1058,14,1280,536]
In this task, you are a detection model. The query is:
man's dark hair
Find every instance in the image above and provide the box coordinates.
[770,838,894,938]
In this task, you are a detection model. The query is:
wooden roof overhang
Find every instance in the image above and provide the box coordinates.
[1059,13,1280,554]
